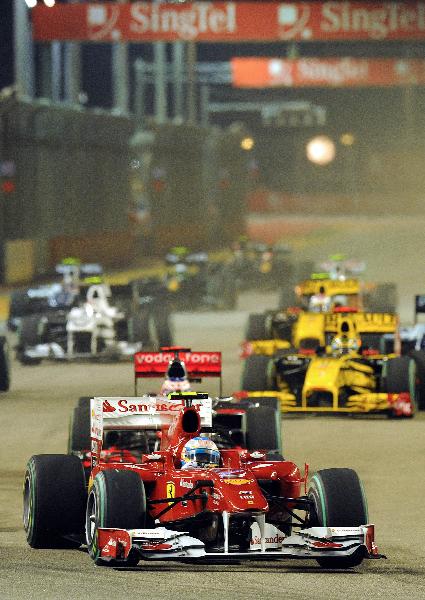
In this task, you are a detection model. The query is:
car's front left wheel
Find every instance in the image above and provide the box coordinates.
[86,469,147,567]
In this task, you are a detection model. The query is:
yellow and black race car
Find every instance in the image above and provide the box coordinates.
[243,272,398,357]
[240,310,418,417]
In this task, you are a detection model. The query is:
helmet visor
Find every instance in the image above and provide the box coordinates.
[187,448,220,467]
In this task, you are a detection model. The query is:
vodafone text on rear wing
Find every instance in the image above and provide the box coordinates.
[134,350,222,395]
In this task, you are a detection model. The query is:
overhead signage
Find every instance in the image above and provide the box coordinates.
[32,2,425,43]
[231,57,425,88]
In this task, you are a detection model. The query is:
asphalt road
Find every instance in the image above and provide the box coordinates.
[1,286,424,600]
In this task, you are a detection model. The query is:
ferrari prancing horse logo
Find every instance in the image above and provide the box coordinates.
[166,481,176,506]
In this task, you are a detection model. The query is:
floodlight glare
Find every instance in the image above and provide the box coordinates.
[240,137,254,151]
[44,0,56,6]
[306,135,336,165]
[25,0,37,8]
[340,133,355,146]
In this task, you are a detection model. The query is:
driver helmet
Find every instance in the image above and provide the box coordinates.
[309,286,331,312]
[331,334,360,356]
[331,320,360,355]
[160,358,191,395]
[181,436,220,469]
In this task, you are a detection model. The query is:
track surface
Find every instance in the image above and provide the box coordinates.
[2,217,425,600]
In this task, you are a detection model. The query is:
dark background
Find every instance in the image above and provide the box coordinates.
[2,1,425,198]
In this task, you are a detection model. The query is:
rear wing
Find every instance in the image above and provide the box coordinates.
[296,278,360,298]
[134,349,222,395]
[324,312,398,334]
[90,394,213,468]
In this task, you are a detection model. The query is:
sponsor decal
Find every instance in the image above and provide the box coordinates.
[389,393,412,417]
[249,451,266,460]
[116,399,183,413]
[136,351,220,366]
[179,479,193,490]
[139,541,173,551]
[102,537,117,556]
[232,57,425,89]
[278,3,311,40]
[146,454,162,461]
[166,481,176,506]
[251,534,285,545]
[128,2,236,40]
[223,478,251,486]
[311,540,343,548]
[32,2,425,44]
[102,399,116,413]
[134,351,222,378]
[239,490,255,500]
[102,398,184,414]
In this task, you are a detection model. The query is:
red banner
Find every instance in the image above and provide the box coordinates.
[32,2,425,43]
[231,57,425,87]
[134,351,222,378]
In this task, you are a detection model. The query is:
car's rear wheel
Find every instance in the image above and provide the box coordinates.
[68,404,91,454]
[308,468,368,568]
[245,313,269,341]
[17,315,44,365]
[130,312,152,345]
[23,454,86,548]
[77,396,92,407]
[241,355,273,391]
[246,404,282,455]
[86,470,147,566]
[409,350,425,410]
[152,307,173,348]
[0,337,10,392]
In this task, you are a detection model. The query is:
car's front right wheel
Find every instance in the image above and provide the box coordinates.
[308,468,369,569]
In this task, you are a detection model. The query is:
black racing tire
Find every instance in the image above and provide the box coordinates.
[0,337,10,392]
[19,314,43,347]
[78,396,92,408]
[241,355,272,391]
[212,266,238,310]
[278,286,298,310]
[246,405,282,454]
[23,454,87,548]
[17,314,44,365]
[245,313,269,341]
[86,470,147,566]
[384,356,416,414]
[409,350,425,410]
[130,309,152,345]
[308,468,368,569]
[152,308,173,348]
[251,396,280,411]
[222,270,238,310]
[9,289,28,318]
[68,404,91,454]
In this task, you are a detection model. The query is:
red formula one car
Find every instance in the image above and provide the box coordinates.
[24,392,384,568]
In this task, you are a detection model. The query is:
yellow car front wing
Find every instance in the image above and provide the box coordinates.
[244,391,408,414]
